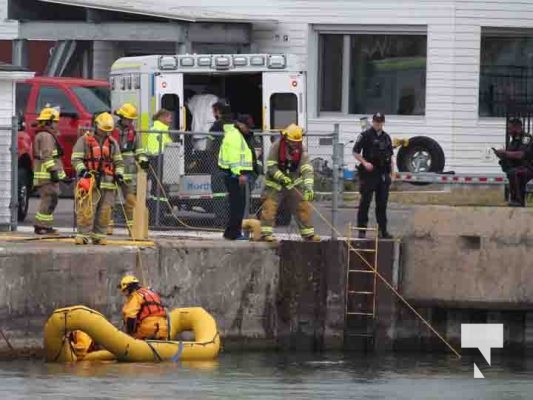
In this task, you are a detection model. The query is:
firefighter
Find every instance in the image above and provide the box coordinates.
[260,124,320,242]
[32,107,66,234]
[353,113,394,239]
[108,103,149,234]
[72,112,124,245]
[118,275,168,340]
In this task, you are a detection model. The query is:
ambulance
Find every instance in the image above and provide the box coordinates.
[109,53,304,225]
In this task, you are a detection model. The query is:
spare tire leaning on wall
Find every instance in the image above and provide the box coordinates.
[396,136,445,176]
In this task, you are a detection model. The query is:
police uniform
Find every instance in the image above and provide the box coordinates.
[353,117,393,238]
[506,135,533,206]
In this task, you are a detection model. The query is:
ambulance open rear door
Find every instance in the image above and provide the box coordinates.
[154,72,184,180]
[262,72,306,132]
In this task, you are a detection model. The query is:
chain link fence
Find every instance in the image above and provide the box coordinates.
[110,126,343,237]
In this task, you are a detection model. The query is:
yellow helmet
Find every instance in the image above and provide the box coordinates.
[37,107,60,122]
[115,103,138,120]
[282,124,304,142]
[117,275,140,291]
[94,112,115,132]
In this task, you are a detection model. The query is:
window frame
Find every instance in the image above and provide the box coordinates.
[478,27,533,118]
[314,25,428,117]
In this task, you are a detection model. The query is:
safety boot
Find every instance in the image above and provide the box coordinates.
[379,231,393,239]
[106,223,114,235]
[260,235,276,242]
[92,237,108,246]
[75,236,89,245]
[303,234,321,242]
[34,226,59,235]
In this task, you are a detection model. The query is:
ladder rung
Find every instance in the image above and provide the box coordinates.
[348,269,375,274]
[347,312,374,316]
[348,291,374,295]
[350,248,376,253]
[351,227,378,232]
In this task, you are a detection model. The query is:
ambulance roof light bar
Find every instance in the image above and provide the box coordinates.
[268,55,286,69]
[158,56,178,70]
[214,55,231,70]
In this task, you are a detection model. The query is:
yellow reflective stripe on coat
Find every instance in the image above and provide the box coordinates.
[266,160,278,167]
[122,151,134,157]
[300,164,313,173]
[273,170,285,181]
[71,152,84,158]
[264,179,282,191]
[261,226,273,234]
[42,160,55,169]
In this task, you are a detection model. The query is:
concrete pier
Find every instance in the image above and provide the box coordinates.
[2,205,533,358]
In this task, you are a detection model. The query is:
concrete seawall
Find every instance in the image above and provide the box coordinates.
[2,205,533,358]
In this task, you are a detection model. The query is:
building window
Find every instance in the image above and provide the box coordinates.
[318,32,427,116]
[319,34,343,112]
[479,34,533,117]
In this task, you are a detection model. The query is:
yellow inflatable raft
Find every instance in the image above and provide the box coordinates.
[44,305,220,362]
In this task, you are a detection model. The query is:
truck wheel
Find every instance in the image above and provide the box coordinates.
[397,136,445,173]
[17,168,31,222]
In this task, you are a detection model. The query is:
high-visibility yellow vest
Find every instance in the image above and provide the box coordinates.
[146,120,172,155]
[218,124,253,175]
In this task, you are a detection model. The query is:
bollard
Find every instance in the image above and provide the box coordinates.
[331,123,340,240]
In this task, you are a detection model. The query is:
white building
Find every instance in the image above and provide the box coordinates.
[2,0,533,172]
[0,62,33,230]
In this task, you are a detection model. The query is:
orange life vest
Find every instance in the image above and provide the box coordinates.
[136,287,166,322]
[84,134,115,176]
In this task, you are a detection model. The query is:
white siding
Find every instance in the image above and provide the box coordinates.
[18,0,533,172]
[0,80,13,225]
[93,41,122,80]
[0,0,18,40]
[240,0,533,173]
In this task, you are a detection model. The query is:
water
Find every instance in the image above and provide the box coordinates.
[0,353,532,400]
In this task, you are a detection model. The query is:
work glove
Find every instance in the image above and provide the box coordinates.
[280,175,292,187]
[115,174,125,185]
[303,189,314,202]
[78,169,90,179]
[139,160,150,171]
[50,170,60,183]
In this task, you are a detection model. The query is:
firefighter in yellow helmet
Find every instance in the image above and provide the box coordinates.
[107,103,148,234]
[118,275,169,340]
[71,112,124,245]
[32,107,66,234]
[260,124,320,242]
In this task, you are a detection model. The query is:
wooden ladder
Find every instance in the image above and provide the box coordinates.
[345,224,379,348]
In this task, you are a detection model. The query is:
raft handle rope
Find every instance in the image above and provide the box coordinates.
[292,186,462,360]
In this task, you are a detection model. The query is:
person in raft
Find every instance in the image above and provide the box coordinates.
[118,275,169,340]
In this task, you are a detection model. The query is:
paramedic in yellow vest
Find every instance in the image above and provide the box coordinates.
[260,124,320,242]
[108,103,149,234]
[32,107,66,235]
[217,105,254,240]
[146,109,173,213]
[71,112,124,245]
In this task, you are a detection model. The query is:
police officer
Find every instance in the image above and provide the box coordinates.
[353,113,393,239]
[495,119,530,173]
[494,119,533,206]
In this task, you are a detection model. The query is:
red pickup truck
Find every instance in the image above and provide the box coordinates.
[16,77,110,221]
